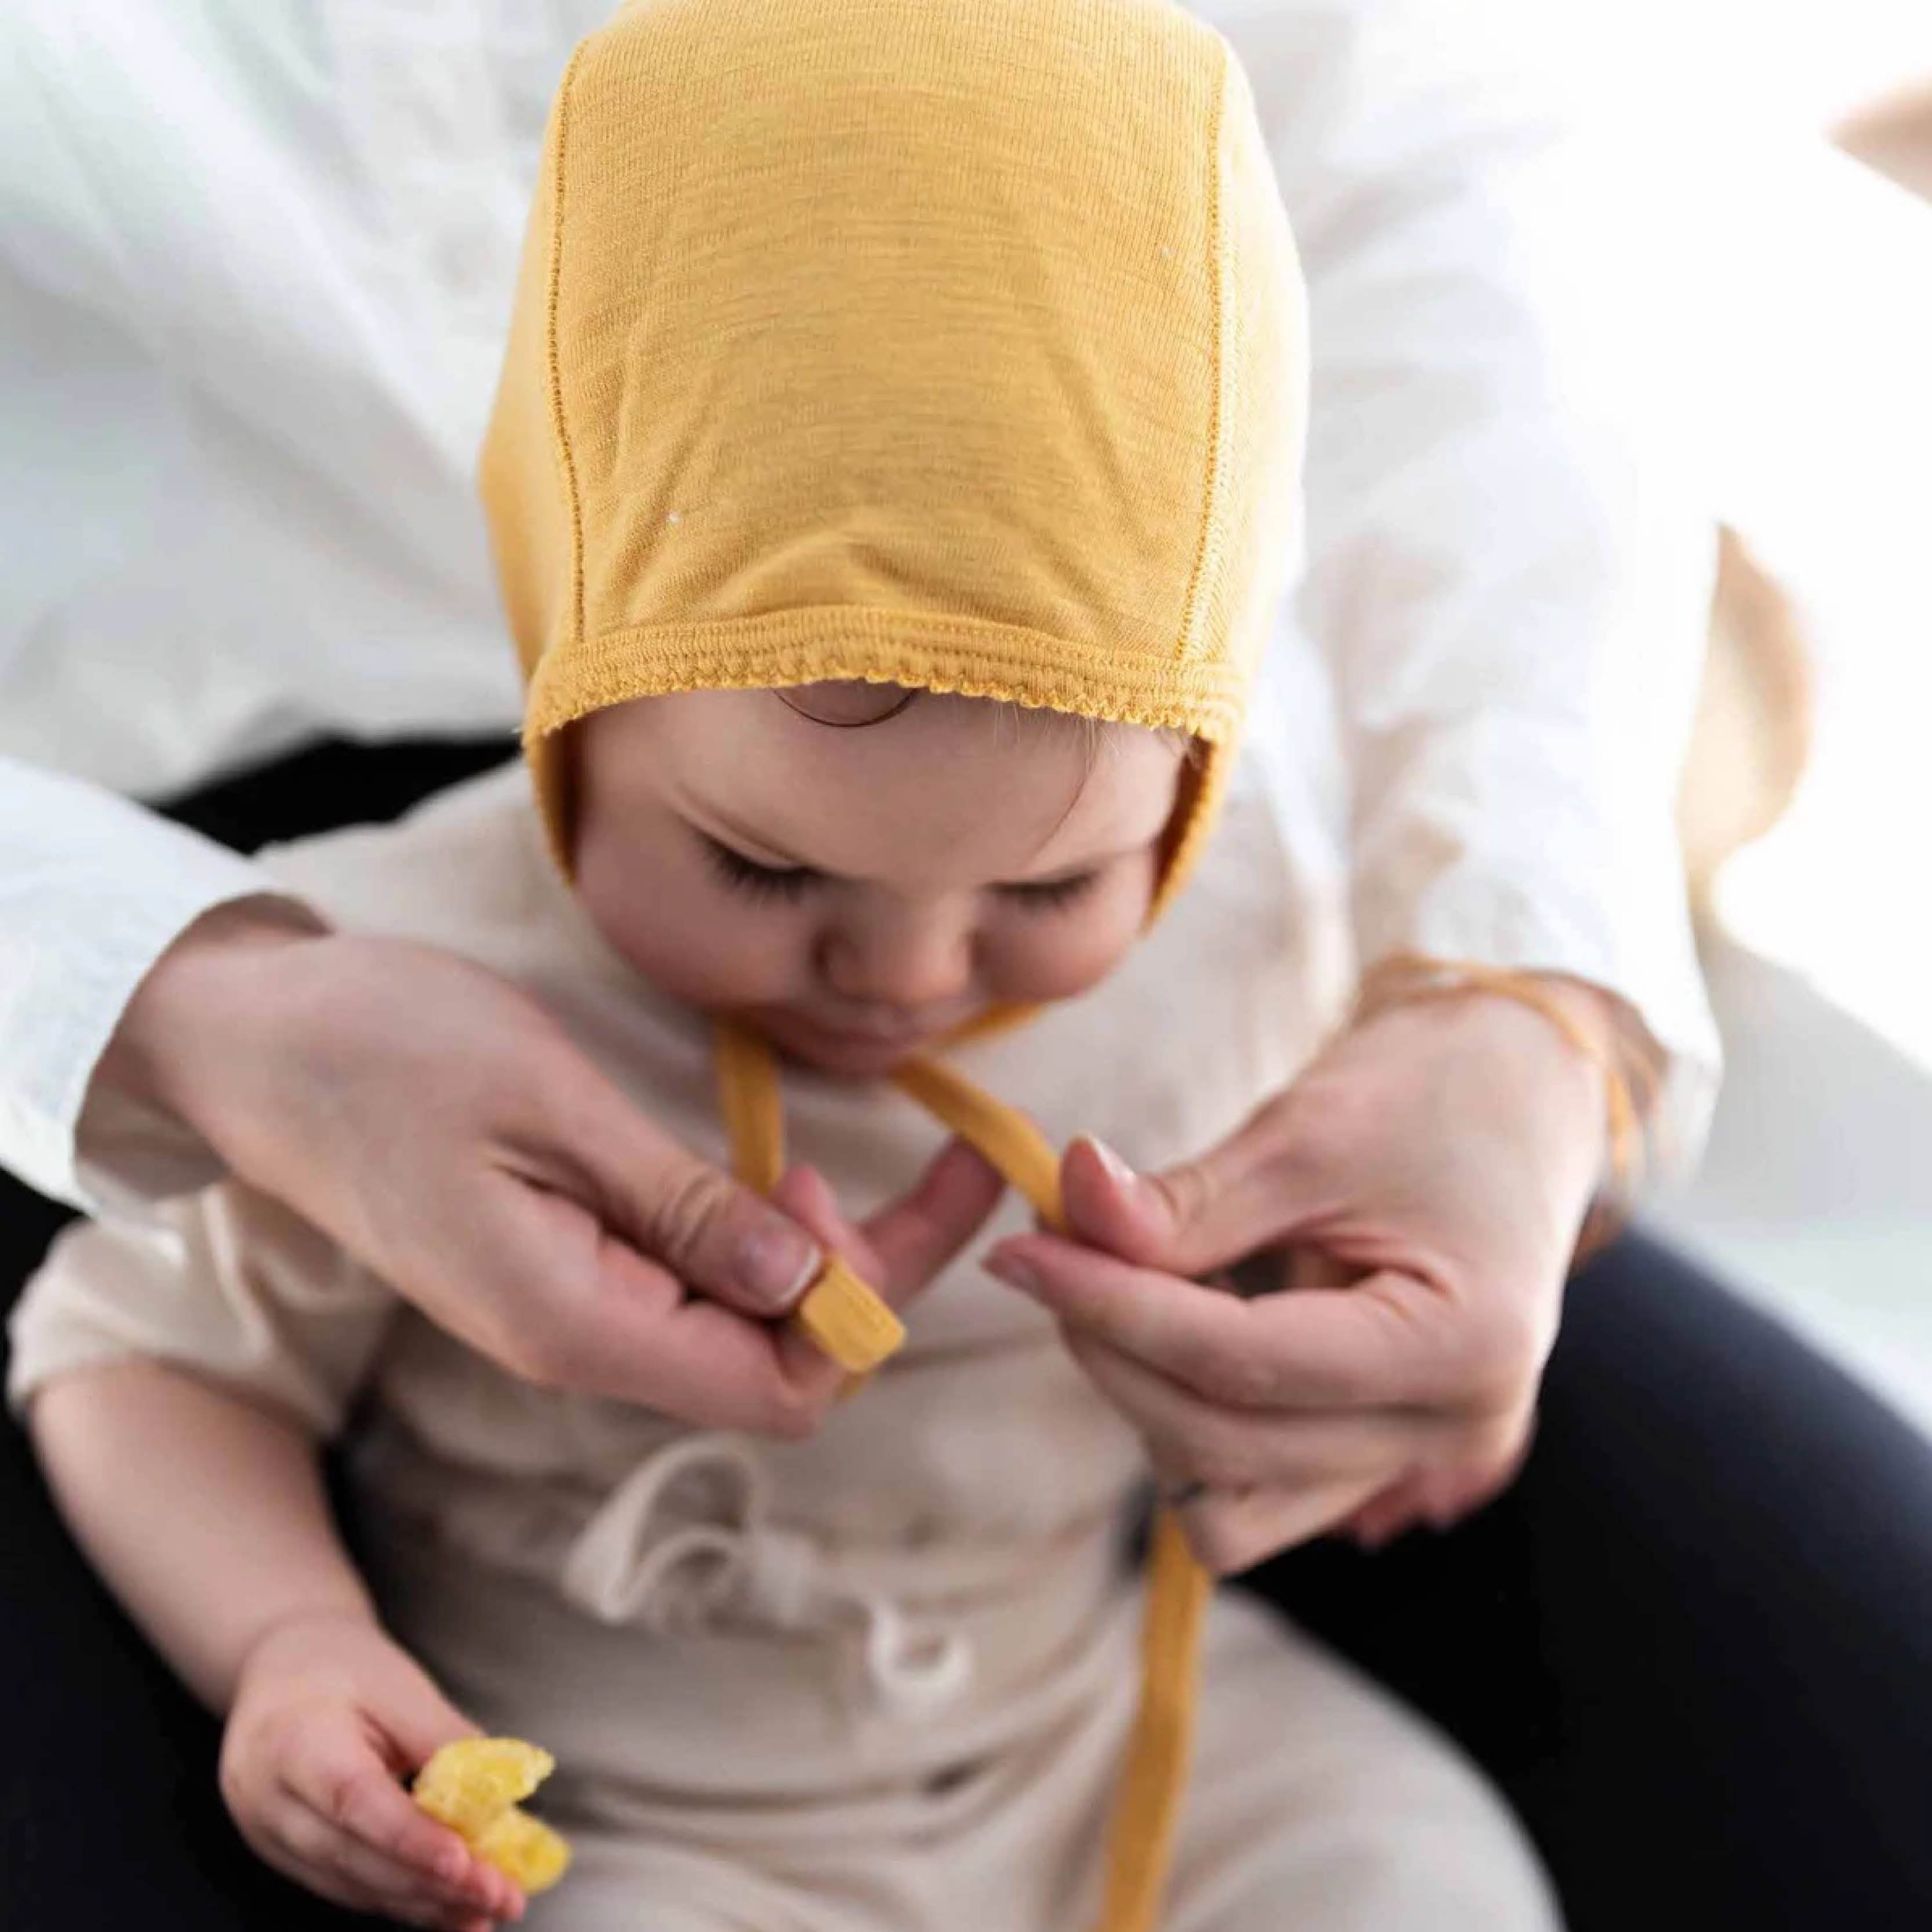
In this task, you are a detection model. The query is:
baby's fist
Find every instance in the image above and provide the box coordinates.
[221,1610,526,1930]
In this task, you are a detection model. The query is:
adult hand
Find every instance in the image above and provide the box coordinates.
[97,901,1000,1437]
[985,981,1621,1572]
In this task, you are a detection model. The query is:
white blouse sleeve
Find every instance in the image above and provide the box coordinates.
[1221,0,1722,1165]
[0,756,283,1209]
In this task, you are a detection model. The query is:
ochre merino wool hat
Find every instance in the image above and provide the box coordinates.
[482,0,1308,905]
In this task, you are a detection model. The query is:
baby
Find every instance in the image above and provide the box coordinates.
[10,3,1560,1929]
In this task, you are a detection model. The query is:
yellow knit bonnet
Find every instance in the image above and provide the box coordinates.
[482,0,1308,903]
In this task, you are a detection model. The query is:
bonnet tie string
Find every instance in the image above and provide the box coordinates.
[715,1019,1207,1932]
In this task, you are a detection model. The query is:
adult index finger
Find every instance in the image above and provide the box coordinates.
[984,1234,1445,1411]
[858,1138,1006,1297]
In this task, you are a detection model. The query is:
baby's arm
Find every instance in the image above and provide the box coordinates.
[28,1363,526,1930]
[32,1361,365,1707]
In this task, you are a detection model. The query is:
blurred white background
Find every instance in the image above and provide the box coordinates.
[1527,3,1932,1425]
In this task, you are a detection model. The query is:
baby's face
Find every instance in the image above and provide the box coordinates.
[572,688,1184,1076]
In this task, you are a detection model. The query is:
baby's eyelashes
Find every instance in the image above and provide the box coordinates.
[995,870,1100,912]
[701,836,821,902]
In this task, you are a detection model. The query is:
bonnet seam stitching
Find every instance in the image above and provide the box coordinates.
[546,43,590,647]
[1174,45,1228,663]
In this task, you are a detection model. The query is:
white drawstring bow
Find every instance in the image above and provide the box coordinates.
[560,1432,972,1717]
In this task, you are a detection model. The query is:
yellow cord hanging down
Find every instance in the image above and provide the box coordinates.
[714,1021,1210,1932]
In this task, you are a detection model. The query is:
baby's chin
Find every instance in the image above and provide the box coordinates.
[745,1007,972,1079]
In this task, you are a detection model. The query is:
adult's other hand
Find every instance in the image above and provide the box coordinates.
[985,981,1623,1571]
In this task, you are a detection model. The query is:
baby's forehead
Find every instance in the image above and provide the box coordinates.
[620,686,1183,885]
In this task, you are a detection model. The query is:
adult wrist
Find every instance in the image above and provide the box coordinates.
[95,895,329,1129]
[1352,952,1662,1260]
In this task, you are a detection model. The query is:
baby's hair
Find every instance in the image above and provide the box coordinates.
[776,683,919,727]
[774,682,1194,766]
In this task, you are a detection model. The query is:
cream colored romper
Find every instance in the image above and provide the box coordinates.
[10,761,1559,1932]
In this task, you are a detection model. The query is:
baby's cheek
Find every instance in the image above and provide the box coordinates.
[992,897,1146,1005]
[622,913,803,1010]
[577,858,802,1008]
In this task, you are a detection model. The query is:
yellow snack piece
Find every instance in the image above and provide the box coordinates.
[413,1738,571,1894]
[791,1255,904,1372]
[413,1738,551,1836]
[474,1806,574,1893]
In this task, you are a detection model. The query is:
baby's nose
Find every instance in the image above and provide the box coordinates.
[820,912,973,1009]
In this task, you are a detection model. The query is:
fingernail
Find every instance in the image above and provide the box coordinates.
[1083,1136,1139,1191]
[1084,1137,1168,1225]
[737,1218,822,1312]
[984,1250,1040,1296]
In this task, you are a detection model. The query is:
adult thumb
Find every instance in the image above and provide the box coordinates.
[1060,1100,1320,1279]
[576,1080,823,1316]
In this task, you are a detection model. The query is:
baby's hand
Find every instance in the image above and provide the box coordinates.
[221,1610,527,1931]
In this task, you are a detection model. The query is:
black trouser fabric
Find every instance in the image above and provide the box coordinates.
[4,737,1929,1930]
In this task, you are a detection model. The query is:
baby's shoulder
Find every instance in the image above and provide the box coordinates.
[255,761,559,955]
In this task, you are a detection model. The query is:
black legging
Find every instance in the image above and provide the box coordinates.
[5,739,1930,1930]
